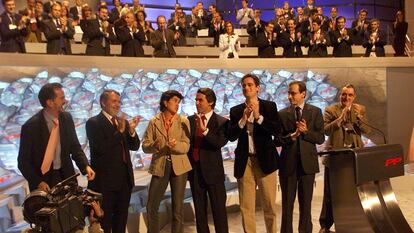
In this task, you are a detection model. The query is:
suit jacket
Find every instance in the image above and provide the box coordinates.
[324,103,370,150]
[142,113,192,177]
[84,18,117,56]
[219,33,241,59]
[351,19,369,45]
[0,12,28,53]
[256,31,279,58]
[185,14,201,37]
[86,112,140,192]
[307,30,330,57]
[108,7,120,24]
[167,18,187,46]
[115,24,146,57]
[276,104,325,177]
[208,20,225,47]
[363,29,386,57]
[228,99,281,179]
[280,30,308,58]
[246,19,265,47]
[187,113,229,184]
[330,28,353,57]
[150,29,177,57]
[69,6,81,21]
[42,18,75,54]
[18,110,89,191]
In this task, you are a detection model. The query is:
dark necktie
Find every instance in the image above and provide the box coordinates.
[193,115,207,162]
[9,14,15,24]
[112,116,127,163]
[295,106,302,122]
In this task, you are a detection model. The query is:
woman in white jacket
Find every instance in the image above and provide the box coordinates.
[219,21,241,59]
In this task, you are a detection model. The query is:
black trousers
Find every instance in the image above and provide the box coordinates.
[101,169,132,233]
[319,166,334,229]
[188,162,228,233]
[279,163,315,233]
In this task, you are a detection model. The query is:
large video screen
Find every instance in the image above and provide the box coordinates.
[0,68,375,173]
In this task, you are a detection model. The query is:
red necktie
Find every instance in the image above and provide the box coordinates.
[112,117,127,163]
[193,115,206,161]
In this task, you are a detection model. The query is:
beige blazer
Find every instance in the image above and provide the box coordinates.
[324,103,370,149]
[142,113,192,177]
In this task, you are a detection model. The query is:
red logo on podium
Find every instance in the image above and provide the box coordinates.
[385,157,402,167]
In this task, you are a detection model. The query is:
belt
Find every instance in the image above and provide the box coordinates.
[248,153,255,157]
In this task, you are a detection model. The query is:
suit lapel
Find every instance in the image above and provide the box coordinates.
[153,113,168,138]
[39,110,50,152]
[287,106,296,127]
[302,104,311,124]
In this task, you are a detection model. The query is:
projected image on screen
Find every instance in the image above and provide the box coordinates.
[0,68,375,173]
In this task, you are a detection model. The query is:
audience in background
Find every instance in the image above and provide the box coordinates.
[392,10,408,56]
[363,18,386,57]
[0,0,406,58]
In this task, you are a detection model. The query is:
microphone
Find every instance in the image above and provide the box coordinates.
[356,114,387,145]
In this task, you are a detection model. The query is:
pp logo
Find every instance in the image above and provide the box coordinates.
[384,157,403,167]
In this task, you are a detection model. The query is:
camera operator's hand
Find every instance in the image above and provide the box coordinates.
[38,181,50,192]
[90,201,104,218]
[85,166,96,181]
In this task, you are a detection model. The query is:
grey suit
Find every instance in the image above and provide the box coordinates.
[150,29,177,57]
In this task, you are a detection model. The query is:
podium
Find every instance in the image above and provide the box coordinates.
[321,144,413,233]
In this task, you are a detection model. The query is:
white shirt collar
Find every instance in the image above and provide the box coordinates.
[102,110,115,123]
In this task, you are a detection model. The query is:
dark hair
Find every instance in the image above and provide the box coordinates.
[241,74,260,86]
[35,0,43,5]
[359,9,368,15]
[309,8,318,16]
[313,17,322,26]
[38,83,63,108]
[266,21,274,27]
[99,89,120,108]
[209,4,216,9]
[336,16,346,23]
[2,0,13,5]
[137,10,146,19]
[51,2,62,9]
[159,90,183,112]
[98,6,107,12]
[197,88,217,109]
[370,18,379,24]
[289,81,307,94]
[156,15,166,23]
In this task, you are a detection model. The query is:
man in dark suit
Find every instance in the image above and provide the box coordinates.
[246,9,265,47]
[308,18,330,57]
[84,6,116,56]
[208,12,225,47]
[42,3,75,54]
[43,0,60,14]
[186,6,201,38]
[187,88,229,233]
[280,19,307,58]
[228,74,281,233]
[69,0,82,21]
[86,89,140,233]
[331,16,353,57]
[151,15,179,57]
[115,11,145,57]
[351,9,369,45]
[363,18,386,57]
[277,81,325,233]
[256,21,279,58]
[303,0,315,17]
[0,0,28,53]
[167,7,187,46]
[108,0,121,24]
[18,83,95,192]
[318,84,370,233]
[300,9,319,38]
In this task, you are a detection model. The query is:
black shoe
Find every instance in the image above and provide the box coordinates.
[319,228,330,233]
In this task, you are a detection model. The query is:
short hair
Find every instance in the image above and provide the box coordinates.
[359,9,368,15]
[51,2,62,9]
[289,81,307,94]
[157,15,166,22]
[331,7,337,11]
[266,21,274,27]
[35,0,43,5]
[287,18,296,24]
[159,90,183,112]
[309,8,318,16]
[197,1,203,5]
[336,16,346,23]
[370,18,379,24]
[98,5,107,12]
[38,83,63,108]
[241,74,260,86]
[99,89,120,108]
[342,84,356,93]
[209,4,216,9]
[2,0,13,5]
[313,17,321,26]
[224,21,234,34]
[197,88,217,109]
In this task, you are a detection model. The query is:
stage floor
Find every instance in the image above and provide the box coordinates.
[125,161,414,233]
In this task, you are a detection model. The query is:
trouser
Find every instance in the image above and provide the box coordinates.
[146,160,188,233]
[319,166,334,229]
